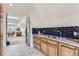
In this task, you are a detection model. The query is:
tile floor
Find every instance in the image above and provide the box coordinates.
[7,36,26,45]
[3,36,45,56]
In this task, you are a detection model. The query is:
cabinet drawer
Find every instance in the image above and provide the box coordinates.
[59,43,79,56]
[33,38,41,45]
[60,43,76,49]
[34,36,40,39]
[47,39,58,46]
[41,38,47,43]
[36,39,41,44]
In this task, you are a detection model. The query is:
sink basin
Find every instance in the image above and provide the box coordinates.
[66,38,79,43]
[42,35,79,43]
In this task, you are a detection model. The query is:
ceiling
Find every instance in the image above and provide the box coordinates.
[5,3,33,18]
[4,3,33,24]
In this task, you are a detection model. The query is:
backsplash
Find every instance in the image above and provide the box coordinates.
[32,26,79,39]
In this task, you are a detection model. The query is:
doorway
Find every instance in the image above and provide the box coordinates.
[6,15,26,45]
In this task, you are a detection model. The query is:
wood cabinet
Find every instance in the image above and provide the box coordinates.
[33,36,59,56]
[59,43,79,56]
[47,39,58,56]
[33,35,79,56]
[34,43,40,50]
[33,36,41,50]
[41,38,48,55]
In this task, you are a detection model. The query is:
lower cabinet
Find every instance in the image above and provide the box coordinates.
[34,43,40,50]
[47,43,58,56]
[41,38,48,55]
[47,39,58,56]
[59,43,79,56]
[41,38,59,56]
[33,36,41,50]
[33,35,79,56]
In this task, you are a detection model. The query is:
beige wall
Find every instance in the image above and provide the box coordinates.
[31,3,79,28]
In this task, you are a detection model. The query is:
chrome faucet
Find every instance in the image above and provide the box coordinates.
[56,30,62,38]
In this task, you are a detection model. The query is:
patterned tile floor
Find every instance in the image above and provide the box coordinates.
[7,36,26,45]
[3,36,45,56]
[3,43,45,56]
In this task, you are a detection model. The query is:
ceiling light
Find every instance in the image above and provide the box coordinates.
[8,16,19,19]
[9,3,13,6]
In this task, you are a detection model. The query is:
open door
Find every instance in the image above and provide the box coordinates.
[0,3,3,56]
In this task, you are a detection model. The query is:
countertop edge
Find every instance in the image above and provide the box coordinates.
[33,34,79,47]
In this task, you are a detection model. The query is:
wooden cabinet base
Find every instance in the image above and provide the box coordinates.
[48,43,58,56]
[33,35,79,56]
[34,43,40,50]
[59,43,79,56]
[41,41,48,55]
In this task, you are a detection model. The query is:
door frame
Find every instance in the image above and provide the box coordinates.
[0,3,3,56]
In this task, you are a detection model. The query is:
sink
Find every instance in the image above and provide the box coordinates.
[43,35,58,38]
[43,35,79,43]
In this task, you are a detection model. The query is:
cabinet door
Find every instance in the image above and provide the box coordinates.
[59,43,78,56]
[34,43,40,50]
[33,36,41,45]
[48,43,58,56]
[41,40,48,55]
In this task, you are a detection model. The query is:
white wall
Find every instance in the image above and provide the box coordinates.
[30,4,79,47]
[16,16,26,36]
[31,3,79,28]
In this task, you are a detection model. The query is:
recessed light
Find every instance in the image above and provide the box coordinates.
[9,3,13,6]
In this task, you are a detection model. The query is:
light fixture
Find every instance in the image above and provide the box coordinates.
[8,16,19,19]
[9,3,13,6]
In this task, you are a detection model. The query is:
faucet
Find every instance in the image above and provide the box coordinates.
[55,30,62,38]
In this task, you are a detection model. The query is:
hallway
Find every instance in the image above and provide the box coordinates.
[7,36,26,45]
[3,43,45,56]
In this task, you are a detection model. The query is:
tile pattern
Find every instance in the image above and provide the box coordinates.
[3,43,45,56]
[7,36,26,45]
[3,36,45,56]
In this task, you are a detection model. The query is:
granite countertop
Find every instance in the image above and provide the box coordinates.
[34,34,79,47]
